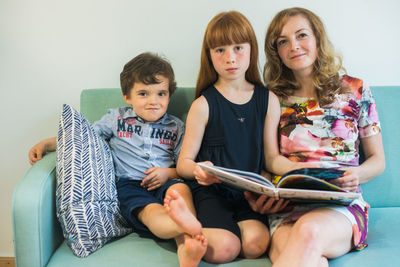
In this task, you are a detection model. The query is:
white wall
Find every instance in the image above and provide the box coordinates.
[1,0,399,256]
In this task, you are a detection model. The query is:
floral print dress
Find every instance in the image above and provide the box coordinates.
[270,75,381,250]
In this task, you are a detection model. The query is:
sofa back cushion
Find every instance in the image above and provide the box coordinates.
[79,87,399,208]
[361,86,400,208]
[56,104,131,257]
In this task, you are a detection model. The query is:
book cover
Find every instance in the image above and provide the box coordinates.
[197,163,360,205]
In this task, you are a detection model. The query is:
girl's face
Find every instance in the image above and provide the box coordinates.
[276,15,318,77]
[209,43,251,82]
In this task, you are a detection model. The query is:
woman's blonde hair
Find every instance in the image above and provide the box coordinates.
[196,11,262,98]
[263,7,346,106]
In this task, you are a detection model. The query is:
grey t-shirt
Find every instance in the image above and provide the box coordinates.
[92,107,185,181]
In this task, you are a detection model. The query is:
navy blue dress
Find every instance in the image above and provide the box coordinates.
[190,85,270,238]
[196,85,268,172]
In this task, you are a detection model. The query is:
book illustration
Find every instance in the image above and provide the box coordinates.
[275,168,346,192]
[197,163,360,205]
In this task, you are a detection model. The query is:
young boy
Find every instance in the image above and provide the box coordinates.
[28,52,207,267]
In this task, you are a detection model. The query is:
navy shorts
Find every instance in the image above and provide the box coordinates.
[188,180,268,239]
[116,178,184,232]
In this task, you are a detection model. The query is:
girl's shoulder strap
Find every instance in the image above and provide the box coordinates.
[200,86,219,101]
[253,84,270,116]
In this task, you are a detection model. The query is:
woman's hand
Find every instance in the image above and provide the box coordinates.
[329,167,360,192]
[141,167,175,191]
[193,161,222,186]
[244,191,290,214]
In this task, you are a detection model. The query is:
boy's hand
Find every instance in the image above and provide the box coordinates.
[28,137,57,165]
[141,167,174,191]
[29,142,47,165]
[244,191,290,214]
[193,161,221,186]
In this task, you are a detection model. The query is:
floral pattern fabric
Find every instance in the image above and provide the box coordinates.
[271,75,381,250]
[278,75,381,169]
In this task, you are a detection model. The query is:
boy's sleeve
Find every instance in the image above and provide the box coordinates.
[92,109,115,141]
[173,121,185,163]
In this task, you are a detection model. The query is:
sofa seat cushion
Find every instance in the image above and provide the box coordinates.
[47,232,271,267]
[329,207,400,266]
[47,207,399,266]
[56,104,131,257]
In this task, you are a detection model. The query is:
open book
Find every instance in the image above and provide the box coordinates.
[197,163,361,205]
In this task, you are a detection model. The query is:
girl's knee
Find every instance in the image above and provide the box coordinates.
[241,228,270,258]
[241,239,269,258]
[203,234,241,263]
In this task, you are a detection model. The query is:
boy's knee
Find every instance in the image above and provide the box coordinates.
[168,182,192,198]
[169,182,190,192]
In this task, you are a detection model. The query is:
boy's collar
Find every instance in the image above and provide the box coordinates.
[121,107,168,124]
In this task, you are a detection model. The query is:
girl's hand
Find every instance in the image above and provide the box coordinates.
[329,167,360,192]
[193,161,222,186]
[244,191,290,214]
[141,167,172,191]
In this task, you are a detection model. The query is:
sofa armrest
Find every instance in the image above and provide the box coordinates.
[12,152,63,267]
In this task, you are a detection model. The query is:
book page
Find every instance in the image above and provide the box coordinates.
[277,175,346,192]
[197,163,278,197]
[277,188,360,205]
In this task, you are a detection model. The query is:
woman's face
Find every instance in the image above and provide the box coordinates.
[276,15,318,77]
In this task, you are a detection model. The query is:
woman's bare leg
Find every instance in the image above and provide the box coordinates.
[270,208,353,267]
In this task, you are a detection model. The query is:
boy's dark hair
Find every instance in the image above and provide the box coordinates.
[120,52,177,97]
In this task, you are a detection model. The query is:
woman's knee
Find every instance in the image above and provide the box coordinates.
[293,219,323,248]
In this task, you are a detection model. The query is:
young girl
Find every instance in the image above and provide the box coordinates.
[246,7,385,266]
[176,11,287,263]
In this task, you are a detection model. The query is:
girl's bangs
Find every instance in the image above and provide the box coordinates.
[206,22,250,49]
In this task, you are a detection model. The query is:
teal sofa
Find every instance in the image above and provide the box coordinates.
[13,86,400,267]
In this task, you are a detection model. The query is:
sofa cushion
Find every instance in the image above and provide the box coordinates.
[45,207,400,267]
[56,104,131,257]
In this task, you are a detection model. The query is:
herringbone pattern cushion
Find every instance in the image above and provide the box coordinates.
[56,104,131,257]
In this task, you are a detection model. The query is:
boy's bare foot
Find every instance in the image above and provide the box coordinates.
[164,189,202,236]
[177,234,208,267]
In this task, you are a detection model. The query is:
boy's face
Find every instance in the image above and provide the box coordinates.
[123,75,170,122]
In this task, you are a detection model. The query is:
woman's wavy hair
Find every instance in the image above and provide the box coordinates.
[263,7,346,106]
[196,11,262,98]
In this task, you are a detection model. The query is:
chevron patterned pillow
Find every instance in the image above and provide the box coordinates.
[56,104,131,257]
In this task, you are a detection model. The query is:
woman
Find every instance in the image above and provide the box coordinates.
[246,7,385,266]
